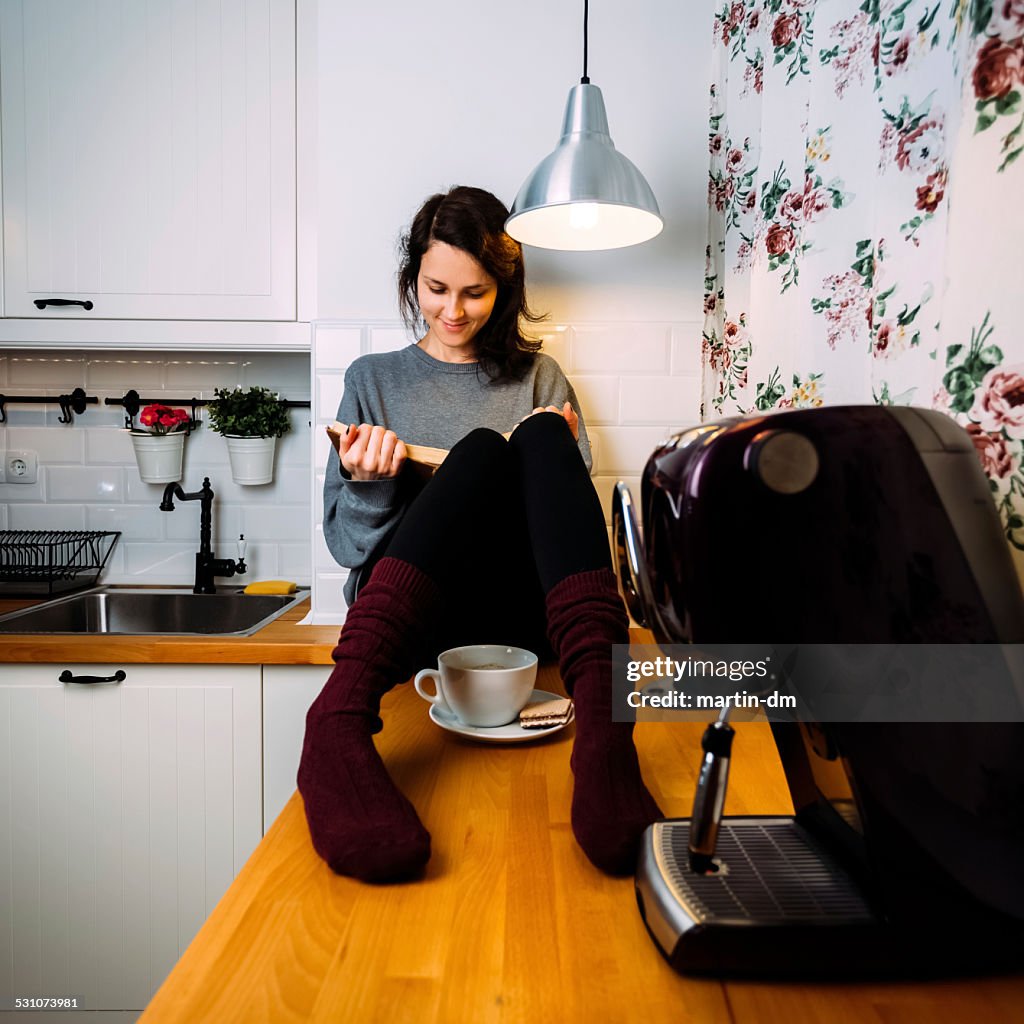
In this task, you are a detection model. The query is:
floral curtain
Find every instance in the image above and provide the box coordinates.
[702,0,1024,573]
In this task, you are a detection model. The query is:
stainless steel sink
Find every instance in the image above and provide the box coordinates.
[0,586,309,636]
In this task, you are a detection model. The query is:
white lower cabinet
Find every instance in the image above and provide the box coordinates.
[262,665,326,833]
[0,663,262,1014]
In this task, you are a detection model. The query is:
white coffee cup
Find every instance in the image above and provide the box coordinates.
[414,644,538,728]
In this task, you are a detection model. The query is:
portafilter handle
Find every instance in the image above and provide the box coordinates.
[688,709,735,873]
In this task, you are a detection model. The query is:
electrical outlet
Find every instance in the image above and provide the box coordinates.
[6,450,38,484]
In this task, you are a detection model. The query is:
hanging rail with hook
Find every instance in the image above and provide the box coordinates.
[0,388,310,429]
[104,390,312,431]
[0,388,97,425]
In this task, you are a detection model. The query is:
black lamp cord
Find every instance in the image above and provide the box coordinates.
[581,0,590,84]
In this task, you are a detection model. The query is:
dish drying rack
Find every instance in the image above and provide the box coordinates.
[0,530,121,596]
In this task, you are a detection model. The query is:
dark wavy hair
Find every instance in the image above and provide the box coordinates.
[398,186,544,382]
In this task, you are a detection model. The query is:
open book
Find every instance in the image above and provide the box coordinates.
[326,422,456,477]
[327,422,516,477]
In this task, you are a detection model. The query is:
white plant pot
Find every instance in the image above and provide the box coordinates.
[130,431,186,484]
[225,435,277,485]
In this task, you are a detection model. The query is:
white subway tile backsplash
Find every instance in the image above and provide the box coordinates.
[86,505,168,541]
[620,376,701,424]
[319,373,346,423]
[164,357,243,389]
[8,354,87,387]
[278,464,313,495]
[102,545,125,577]
[314,326,363,370]
[188,467,309,510]
[369,327,410,354]
[241,354,313,395]
[6,425,85,464]
[572,376,620,425]
[47,466,125,503]
[75,399,126,429]
[536,327,572,370]
[0,479,45,502]
[163,503,243,545]
[589,425,674,475]
[671,324,703,377]
[242,505,310,542]
[572,325,670,374]
[84,355,165,389]
[2,349,312,586]
[278,543,312,580]
[314,523,337,572]
[315,572,350,618]
[275,421,313,463]
[317,436,337,479]
[84,427,134,465]
[1,404,49,427]
[122,544,196,579]
[173,429,231,469]
[9,503,85,530]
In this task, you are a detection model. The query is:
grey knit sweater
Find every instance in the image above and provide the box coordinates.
[323,343,592,603]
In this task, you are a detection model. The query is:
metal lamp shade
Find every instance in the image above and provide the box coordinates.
[506,83,663,251]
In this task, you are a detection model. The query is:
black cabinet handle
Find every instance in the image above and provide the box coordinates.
[59,669,126,685]
[34,298,94,311]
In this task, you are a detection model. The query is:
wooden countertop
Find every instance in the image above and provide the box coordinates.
[138,660,1024,1024]
[0,592,341,664]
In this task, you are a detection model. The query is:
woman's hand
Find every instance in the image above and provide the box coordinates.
[519,402,579,441]
[334,423,407,480]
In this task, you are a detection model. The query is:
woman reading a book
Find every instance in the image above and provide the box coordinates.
[300,185,661,882]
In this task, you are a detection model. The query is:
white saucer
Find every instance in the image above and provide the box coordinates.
[427,688,574,744]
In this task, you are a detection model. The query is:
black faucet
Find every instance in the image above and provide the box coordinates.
[159,477,247,594]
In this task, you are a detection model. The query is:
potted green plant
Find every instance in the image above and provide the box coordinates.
[129,403,191,483]
[206,385,292,485]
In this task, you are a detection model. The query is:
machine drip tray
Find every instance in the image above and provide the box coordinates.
[635,817,1022,979]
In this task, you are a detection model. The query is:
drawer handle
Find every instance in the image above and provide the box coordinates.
[59,669,126,685]
[33,298,95,311]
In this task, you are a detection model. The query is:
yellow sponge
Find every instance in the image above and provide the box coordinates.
[244,580,297,595]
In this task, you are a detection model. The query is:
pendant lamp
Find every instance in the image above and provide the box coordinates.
[505,0,663,251]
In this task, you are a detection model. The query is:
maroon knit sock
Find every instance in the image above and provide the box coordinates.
[546,569,663,875]
[298,558,440,882]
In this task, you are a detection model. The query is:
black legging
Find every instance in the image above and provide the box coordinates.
[380,412,611,656]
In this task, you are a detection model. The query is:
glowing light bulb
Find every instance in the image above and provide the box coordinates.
[568,202,600,230]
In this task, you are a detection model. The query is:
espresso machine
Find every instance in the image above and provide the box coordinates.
[613,406,1024,977]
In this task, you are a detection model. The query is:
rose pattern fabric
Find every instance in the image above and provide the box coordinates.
[811,238,930,356]
[821,1,942,94]
[942,315,1024,546]
[703,0,1024,573]
[751,128,852,291]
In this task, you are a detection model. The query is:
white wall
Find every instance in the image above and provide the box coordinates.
[316,0,714,323]
[0,350,311,587]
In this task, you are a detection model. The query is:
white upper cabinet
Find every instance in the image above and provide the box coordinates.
[0,0,296,321]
